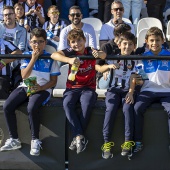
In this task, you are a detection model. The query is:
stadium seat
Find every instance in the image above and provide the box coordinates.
[44,45,56,53]
[164,8,170,27]
[55,64,69,89]
[122,17,132,24]
[136,17,163,37]
[81,17,103,49]
[137,28,148,48]
[166,20,170,41]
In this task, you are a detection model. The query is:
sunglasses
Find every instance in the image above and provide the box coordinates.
[30,40,45,45]
[69,13,81,17]
[51,11,60,15]
[112,7,124,12]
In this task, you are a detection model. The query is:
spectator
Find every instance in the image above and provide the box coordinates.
[51,28,106,154]
[121,0,143,31]
[133,27,170,153]
[14,2,25,27]
[0,0,13,21]
[0,6,28,88]
[0,40,22,99]
[98,0,113,23]
[96,32,137,159]
[99,0,135,48]
[145,0,166,26]
[0,28,60,156]
[60,0,89,21]
[23,0,45,32]
[43,5,68,50]
[58,6,97,51]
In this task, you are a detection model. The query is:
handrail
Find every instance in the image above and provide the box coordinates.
[1,54,170,60]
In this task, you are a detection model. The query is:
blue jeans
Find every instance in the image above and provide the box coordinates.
[60,0,89,21]
[121,0,143,30]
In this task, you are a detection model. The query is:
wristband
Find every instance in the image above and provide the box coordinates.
[0,60,6,66]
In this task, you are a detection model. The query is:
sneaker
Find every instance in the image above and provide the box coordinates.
[0,128,4,147]
[30,139,42,156]
[76,137,88,154]
[0,138,21,151]
[121,141,135,156]
[134,142,143,153]
[101,142,114,159]
[69,138,76,151]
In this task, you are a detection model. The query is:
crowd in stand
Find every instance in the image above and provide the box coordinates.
[0,0,169,161]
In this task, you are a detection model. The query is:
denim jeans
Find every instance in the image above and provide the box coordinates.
[121,0,143,31]
[60,0,89,21]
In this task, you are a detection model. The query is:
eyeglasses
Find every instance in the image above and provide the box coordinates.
[51,11,60,15]
[112,7,124,12]
[3,13,14,17]
[69,13,81,17]
[30,40,45,45]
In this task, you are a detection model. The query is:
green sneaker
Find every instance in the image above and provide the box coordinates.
[121,141,135,156]
[101,142,114,159]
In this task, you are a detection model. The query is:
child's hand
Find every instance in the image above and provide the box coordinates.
[103,71,109,80]
[131,73,144,85]
[91,47,99,58]
[52,36,59,42]
[125,92,134,104]
[28,9,34,15]
[32,50,41,60]
[68,58,80,67]
[30,83,41,92]
[108,63,120,69]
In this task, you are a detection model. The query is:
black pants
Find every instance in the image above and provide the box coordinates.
[3,87,50,140]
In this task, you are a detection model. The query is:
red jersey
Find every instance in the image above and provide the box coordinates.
[62,47,96,89]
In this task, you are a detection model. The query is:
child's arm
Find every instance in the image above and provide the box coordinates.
[21,50,41,79]
[95,63,119,73]
[51,51,79,65]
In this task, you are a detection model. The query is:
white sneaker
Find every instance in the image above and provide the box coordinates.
[30,139,42,156]
[0,138,21,151]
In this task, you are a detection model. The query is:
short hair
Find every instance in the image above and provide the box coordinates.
[69,6,81,14]
[119,32,136,45]
[30,28,47,40]
[145,27,164,40]
[111,0,124,9]
[67,28,85,43]
[114,23,131,37]
[47,5,58,12]
[3,5,14,12]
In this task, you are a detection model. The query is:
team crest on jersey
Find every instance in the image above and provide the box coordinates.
[147,60,152,66]
[161,60,169,67]
[44,61,50,68]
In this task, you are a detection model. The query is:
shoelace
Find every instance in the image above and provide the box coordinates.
[121,141,135,150]
[32,140,42,150]
[101,142,114,151]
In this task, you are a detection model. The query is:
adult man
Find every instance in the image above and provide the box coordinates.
[58,5,97,51]
[99,0,135,47]
[0,6,27,88]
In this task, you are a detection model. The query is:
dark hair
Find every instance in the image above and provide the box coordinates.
[47,5,58,12]
[3,5,14,12]
[67,28,85,43]
[114,23,131,37]
[14,3,25,19]
[119,32,136,45]
[30,28,47,40]
[145,27,164,40]
[69,6,81,13]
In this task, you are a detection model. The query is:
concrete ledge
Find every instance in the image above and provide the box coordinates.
[53,89,107,98]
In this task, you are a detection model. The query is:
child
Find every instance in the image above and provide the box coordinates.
[14,2,25,27]
[51,28,106,154]
[96,32,138,159]
[0,28,60,156]
[133,27,170,153]
[43,5,68,50]
[97,23,131,89]
[23,0,45,32]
